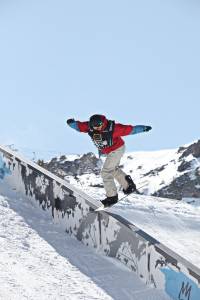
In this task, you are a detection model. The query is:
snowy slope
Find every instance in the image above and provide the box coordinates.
[41,141,200,269]
[66,175,200,269]
[1,142,199,299]
[0,195,170,300]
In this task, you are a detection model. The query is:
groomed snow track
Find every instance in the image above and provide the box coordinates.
[0,145,199,300]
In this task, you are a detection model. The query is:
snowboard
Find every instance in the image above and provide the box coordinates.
[95,189,141,212]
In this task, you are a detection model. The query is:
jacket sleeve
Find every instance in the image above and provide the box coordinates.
[113,123,134,137]
[68,121,89,133]
[77,121,89,133]
[113,124,149,137]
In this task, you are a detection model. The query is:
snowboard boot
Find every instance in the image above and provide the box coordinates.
[123,175,137,195]
[101,194,118,207]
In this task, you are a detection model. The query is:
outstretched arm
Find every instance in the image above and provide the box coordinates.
[66,118,89,133]
[114,124,152,137]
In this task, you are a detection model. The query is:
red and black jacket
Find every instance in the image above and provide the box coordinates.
[69,115,133,154]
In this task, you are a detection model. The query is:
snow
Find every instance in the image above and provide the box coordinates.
[114,194,200,268]
[121,148,200,195]
[122,149,182,194]
[65,148,200,269]
[65,147,193,196]
[0,195,170,300]
[1,145,200,299]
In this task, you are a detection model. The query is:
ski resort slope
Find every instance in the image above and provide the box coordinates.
[69,177,200,269]
[0,194,170,300]
[113,194,200,268]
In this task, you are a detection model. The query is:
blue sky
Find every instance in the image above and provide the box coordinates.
[0,0,200,159]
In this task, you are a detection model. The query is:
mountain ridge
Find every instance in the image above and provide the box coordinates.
[40,140,200,200]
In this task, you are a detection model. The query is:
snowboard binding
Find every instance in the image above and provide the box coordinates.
[101,194,118,207]
[123,175,137,195]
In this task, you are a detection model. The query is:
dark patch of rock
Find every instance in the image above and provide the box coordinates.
[153,169,200,200]
[41,152,102,178]
[179,140,200,159]
[178,160,194,172]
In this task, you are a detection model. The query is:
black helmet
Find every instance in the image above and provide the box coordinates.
[89,114,103,128]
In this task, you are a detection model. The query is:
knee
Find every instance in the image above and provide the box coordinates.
[101,167,115,179]
[101,168,108,177]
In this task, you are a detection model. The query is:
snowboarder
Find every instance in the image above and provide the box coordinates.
[66,114,152,206]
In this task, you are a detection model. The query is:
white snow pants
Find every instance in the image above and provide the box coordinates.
[101,145,129,197]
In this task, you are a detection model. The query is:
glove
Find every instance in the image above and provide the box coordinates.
[66,118,75,125]
[144,126,152,132]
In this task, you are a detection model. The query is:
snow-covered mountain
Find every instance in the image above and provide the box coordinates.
[41,140,200,201]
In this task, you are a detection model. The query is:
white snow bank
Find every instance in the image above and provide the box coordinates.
[0,195,170,300]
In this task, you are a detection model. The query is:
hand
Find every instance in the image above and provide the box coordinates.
[144,126,152,132]
[66,118,75,125]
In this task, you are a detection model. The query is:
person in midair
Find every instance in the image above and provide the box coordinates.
[67,114,152,206]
